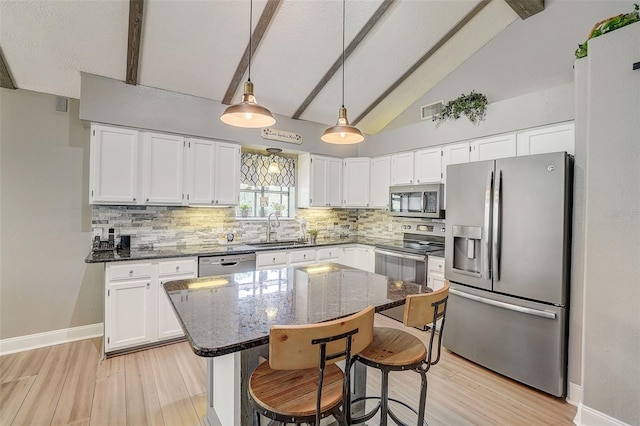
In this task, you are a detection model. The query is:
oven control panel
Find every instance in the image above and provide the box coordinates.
[401,223,446,235]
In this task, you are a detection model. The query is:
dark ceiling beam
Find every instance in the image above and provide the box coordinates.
[291,0,396,120]
[126,0,144,85]
[0,47,16,90]
[222,0,282,105]
[353,0,491,126]
[504,0,544,20]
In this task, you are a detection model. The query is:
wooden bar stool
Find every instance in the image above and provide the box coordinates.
[352,281,450,426]
[248,306,375,425]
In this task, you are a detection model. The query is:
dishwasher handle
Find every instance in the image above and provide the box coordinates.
[220,262,239,267]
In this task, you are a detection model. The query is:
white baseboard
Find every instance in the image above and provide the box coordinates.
[0,323,103,356]
[574,403,631,426]
[567,381,583,406]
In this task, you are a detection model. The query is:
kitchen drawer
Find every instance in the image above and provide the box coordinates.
[257,251,288,268]
[289,249,316,265]
[159,258,197,277]
[317,247,340,261]
[108,262,153,281]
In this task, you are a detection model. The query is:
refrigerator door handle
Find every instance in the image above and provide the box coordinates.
[483,170,493,280]
[449,288,557,319]
[493,169,502,281]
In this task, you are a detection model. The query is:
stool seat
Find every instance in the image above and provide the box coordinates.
[357,327,427,367]
[249,358,344,418]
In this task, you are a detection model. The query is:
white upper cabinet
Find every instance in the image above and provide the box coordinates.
[414,147,442,184]
[297,154,342,208]
[470,134,516,162]
[325,157,343,207]
[213,142,241,205]
[369,156,391,209]
[142,132,185,205]
[390,152,415,185]
[187,138,216,205]
[90,124,140,204]
[441,142,470,183]
[343,158,370,207]
[516,122,575,156]
[186,138,240,206]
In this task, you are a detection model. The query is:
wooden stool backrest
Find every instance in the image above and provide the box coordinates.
[402,280,450,328]
[269,306,375,370]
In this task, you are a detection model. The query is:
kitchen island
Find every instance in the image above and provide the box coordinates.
[163,263,430,426]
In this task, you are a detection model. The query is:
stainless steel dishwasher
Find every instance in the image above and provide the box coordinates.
[198,253,256,277]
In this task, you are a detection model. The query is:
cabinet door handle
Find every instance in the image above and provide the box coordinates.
[129,270,134,275]
[176,266,180,271]
[133,197,137,201]
[211,200,215,204]
[146,282,150,288]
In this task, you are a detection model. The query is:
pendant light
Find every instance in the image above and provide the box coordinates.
[321,0,364,144]
[266,148,282,174]
[220,0,276,128]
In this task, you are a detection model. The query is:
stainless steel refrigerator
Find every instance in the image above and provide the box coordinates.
[443,152,572,397]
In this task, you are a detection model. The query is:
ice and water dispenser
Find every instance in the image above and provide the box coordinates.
[451,225,484,276]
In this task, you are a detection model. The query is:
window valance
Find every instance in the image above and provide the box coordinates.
[240,152,296,187]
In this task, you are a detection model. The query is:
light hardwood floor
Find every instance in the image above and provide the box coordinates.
[1,314,576,425]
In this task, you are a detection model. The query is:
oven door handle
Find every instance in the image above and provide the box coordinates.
[374,249,426,262]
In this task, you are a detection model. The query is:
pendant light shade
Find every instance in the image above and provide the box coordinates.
[322,0,364,145]
[220,82,276,128]
[266,148,282,174]
[321,106,364,144]
[220,0,276,129]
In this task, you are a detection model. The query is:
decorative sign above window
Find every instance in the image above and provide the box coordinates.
[261,128,303,145]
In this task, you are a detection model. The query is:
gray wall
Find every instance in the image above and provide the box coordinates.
[357,82,574,157]
[0,89,103,340]
[79,73,358,158]
[580,24,640,424]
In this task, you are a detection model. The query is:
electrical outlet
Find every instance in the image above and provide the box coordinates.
[388,223,393,232]
[93,229,102,239]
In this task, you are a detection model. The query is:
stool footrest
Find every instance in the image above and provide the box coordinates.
[351,396,427,426]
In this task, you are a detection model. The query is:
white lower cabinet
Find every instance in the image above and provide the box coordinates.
[427,256,445,291]
[107,278,153,351]
[340,245,375,273]
[104,257,196,353]
[289,249,317,266]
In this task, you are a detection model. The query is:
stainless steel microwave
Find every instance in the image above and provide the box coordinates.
[389,184,444,218]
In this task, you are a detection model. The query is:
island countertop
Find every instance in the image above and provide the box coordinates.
[85,236,393,263]
[163,263,430,357]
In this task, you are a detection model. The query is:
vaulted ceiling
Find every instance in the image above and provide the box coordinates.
[0,0,545,134]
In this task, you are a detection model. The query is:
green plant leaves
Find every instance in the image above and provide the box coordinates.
[575,3,639,59]
[434,91,488,126]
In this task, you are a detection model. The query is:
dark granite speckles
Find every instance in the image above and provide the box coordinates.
[163,264,430,358]
[84,236,395,263]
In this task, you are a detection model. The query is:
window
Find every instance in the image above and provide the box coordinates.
[237,184,294,218]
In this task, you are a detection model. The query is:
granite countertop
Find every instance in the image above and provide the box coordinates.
[84,236,393,263]
[163,263,431,357]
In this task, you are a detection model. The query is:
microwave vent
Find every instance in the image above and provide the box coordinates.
[420,100,444,121]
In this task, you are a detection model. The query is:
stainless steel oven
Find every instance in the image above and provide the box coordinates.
[375,222,445,322]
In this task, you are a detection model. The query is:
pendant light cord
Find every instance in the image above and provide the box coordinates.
[248,0,253,82]
[341,0,345,108]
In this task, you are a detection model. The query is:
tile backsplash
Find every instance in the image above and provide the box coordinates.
[91,206,436,249]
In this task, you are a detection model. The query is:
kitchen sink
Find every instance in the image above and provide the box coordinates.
[249,241,309,249]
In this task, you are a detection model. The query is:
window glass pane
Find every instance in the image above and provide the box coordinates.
[237,185,293,218]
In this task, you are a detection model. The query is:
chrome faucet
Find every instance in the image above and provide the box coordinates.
[267,213,280,242]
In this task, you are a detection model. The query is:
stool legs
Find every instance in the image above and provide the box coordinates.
[416,366,428,426]
[380,369,390,426]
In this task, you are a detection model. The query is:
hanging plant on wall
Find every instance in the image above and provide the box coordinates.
[575,3,639,59]
[434,91,488,126]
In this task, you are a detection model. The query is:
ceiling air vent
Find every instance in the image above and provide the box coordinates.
[420,100,444,121]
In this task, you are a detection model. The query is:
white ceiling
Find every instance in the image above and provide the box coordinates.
[1,0,524,134]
